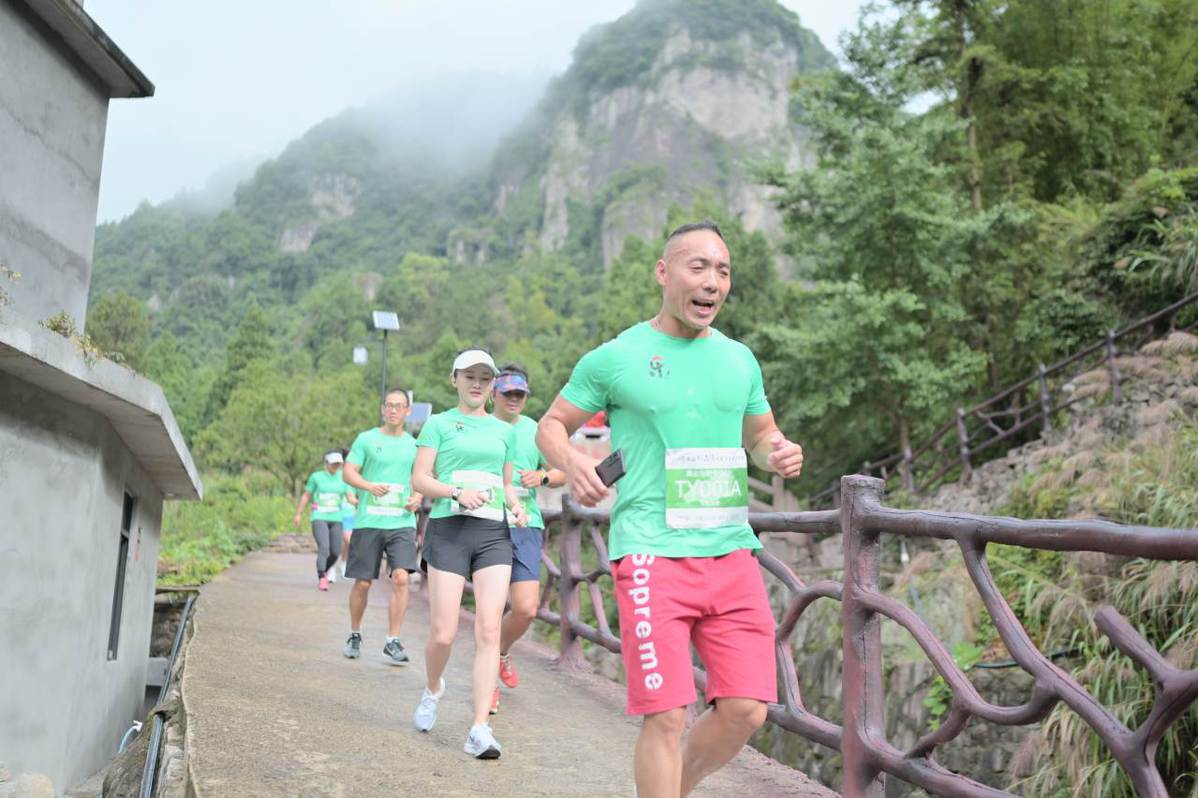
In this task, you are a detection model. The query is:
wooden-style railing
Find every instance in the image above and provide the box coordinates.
[535,480,1198,797]
[808,292,1198,508]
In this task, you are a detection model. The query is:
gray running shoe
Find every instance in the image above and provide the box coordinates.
[464,723,502,759]
[343,632,362,659]
[413,678,445,732]
[382,638,409,665]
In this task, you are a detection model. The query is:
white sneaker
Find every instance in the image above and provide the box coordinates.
[338,561,347,578]
[413,678,445,732]
[327,568,337,583]
[464,723,501,759]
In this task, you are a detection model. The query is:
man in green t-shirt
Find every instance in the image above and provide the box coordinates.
[537,222,805,798]
[341,387,424,664]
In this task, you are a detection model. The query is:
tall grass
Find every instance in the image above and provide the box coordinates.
[1005,423,1198,797]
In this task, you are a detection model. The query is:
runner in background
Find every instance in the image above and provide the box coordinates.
[341,389,423,664]
[490,364,565,714]
[293,450,350,591]
[410,348,528,759]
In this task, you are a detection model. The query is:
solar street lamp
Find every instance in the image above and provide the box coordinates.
[371,311,400,403]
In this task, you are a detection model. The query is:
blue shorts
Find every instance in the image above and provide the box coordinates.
[511,527,544,583]
[342,515,355,534]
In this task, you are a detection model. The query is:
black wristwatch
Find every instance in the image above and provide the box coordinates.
[540,471,550,487]
[451,487,462,501]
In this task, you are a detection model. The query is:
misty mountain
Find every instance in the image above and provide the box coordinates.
[91,0,834,363]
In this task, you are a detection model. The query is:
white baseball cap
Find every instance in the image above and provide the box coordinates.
[324,451,344,465]
[451,349,498,375]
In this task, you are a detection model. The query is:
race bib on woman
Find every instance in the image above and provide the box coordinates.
[451,470,505,521]
[664,448,749,529]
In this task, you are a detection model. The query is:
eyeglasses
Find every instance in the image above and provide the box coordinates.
[383,402,408,411]
[500,391,528,399]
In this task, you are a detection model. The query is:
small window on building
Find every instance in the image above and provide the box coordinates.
[107,492,135,661]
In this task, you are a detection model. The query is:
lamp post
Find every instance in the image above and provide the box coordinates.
[372,311,400,402]
[353,312,401,404]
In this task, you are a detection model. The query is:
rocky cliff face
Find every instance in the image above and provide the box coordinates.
[485,0,833,267]
[538,28,813,264]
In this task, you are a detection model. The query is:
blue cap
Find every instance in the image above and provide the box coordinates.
[495,372,529,394]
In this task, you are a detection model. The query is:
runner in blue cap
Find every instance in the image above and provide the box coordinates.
[489,364,565,714]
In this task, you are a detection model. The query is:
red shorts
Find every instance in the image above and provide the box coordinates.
[612,548,777,716]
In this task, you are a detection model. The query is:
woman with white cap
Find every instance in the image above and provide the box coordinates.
[411,347,529,759]
[293,449,351,591]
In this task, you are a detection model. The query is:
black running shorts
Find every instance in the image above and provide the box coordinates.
[422,515,513,578]
[346,527,418,579]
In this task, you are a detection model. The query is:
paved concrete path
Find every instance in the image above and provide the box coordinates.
[183,552,836,797]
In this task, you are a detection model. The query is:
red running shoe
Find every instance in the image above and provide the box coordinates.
[489,686,500,715]
[318,576,329,591]
[499,655,519,689]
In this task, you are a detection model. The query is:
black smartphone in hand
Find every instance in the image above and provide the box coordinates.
[595,449,626,487]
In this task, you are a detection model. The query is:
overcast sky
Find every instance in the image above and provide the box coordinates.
[88,1,868,223]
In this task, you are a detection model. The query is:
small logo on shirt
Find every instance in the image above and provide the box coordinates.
[649,355,669,379]
[454,422,465,432]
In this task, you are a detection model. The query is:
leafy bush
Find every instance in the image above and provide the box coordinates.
[158,474,293,585]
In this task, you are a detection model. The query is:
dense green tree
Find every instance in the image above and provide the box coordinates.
[204,305,275,425]
[877,0,1198,204]
[197,361,375,495]
[598,236,659,339]
[86,291,150,370]
[143,330,213,444]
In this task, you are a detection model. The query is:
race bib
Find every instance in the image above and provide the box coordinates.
[513,485,535,513]
[665,448,749,529]
[451,470,505,521]
[316,492,341,513]
[368,483,408,517]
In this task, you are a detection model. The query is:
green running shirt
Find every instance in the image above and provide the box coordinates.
[560,321,770,560]
[417,408,516,520]
[502,414,548,530]
[347,427,418,529]
[304,470,348,522]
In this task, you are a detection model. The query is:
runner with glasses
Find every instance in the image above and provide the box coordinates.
[341,388,423,664]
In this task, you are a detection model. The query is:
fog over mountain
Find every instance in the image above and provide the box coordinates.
[90,0,866,222]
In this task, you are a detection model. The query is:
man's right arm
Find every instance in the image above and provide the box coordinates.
[537,396,610,507]
[343,461,387,497]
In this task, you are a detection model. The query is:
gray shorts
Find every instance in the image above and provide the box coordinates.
[422,516,513,578]
[346,527,418,579]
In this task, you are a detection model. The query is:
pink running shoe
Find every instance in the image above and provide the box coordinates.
[498,655,519,689]
[489,686,500,715]
[318,576,329,591]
